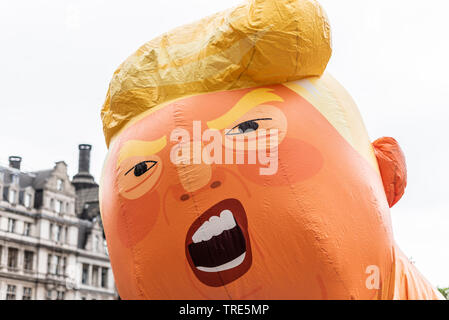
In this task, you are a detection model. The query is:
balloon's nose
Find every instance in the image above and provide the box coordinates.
[175,142,212,193]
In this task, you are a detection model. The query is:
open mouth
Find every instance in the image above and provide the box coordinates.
[185,199,252,287]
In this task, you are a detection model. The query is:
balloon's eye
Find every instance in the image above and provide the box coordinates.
[226,118,272,136]
[238,120,259,133]
[134,162,148,176]
[125,161,157,177]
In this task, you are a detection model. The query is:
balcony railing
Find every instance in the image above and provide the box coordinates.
[7,266,19,272]
[23,268,36,275]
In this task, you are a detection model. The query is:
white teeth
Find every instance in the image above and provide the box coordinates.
[197,252,246,272]
[220,210,236,229]
[192,210,237,243]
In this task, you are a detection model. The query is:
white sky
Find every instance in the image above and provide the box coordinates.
[0,0,448,287]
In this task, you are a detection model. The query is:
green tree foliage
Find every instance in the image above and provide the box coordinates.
[437,287,448,299]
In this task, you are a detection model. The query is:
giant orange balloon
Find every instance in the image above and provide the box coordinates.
[99,0,443,300]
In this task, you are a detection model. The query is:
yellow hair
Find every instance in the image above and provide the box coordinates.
[101,0,332,147]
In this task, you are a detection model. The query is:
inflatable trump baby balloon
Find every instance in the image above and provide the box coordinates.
[99,0,443,299]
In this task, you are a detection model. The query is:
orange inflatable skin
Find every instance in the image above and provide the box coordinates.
[100,75,443,299]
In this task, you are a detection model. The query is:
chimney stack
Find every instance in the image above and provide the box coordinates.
[78,144,92,173]
[9,156,22,170]
[72,144,97,191]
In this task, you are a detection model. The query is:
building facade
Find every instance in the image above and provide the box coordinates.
[0,146,117,300]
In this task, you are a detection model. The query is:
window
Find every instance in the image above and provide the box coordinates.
[56,290,65,300]
[101,267,108,289]
[49,223,53,240]
[7,218,16,233]
[62,257,67,275]
[22,287,32,300]
[55,200,62,214]
[55,225,61,242]
[65,202,70,214]
[47,254,53,274]
[7,248,18,270]
[6,285,16,300]
[0,246,2,266]
[46,290,52,300]
[64,226,69,244]
[24,251,34,271]
[23,222,32,236]
[8,189,16,203]
[56,255,62,275]
[56,179,63,191]
[92,266,99,287]
[47,254,66,275]
[82,264,89,285]
[24,193,32,208]
[2,186,8,201]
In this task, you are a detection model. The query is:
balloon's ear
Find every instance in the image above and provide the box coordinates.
[372,137,407,208]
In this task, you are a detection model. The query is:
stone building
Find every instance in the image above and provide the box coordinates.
[0,145,117,300]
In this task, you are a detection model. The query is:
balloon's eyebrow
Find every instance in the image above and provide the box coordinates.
[206,88,283,130]
[117,136,167,168]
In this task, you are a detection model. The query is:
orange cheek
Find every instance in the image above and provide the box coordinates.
[116,191,160,248]
[237,137,323,185]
